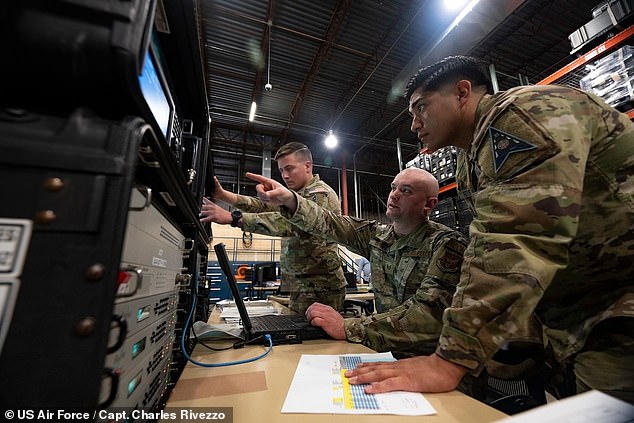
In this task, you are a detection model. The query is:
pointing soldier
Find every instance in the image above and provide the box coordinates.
[200,142,346,314]
[246,168,468,360]
[342,56,634,404]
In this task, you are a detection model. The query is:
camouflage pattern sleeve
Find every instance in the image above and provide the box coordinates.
[301,179,342,215]
[233,194,297,237]
[234,194,279,213]
[437,86,611,372]
[240,211,297,237]
[282,193,376,258]
[237,176,345,239]
[345,235,466,356]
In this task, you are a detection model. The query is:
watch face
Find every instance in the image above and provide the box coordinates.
[231,210,242,227]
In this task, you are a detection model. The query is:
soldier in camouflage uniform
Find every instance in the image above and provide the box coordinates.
[200,142,346,314]
[245,168,467,357]
[342,56,634,404]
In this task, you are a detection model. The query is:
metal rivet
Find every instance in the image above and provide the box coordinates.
[85,263,105,281]
[75,317,96,337]
[44,177,64,191]
[34,210,56,224]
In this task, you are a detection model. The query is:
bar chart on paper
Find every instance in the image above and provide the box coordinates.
[337,355,379,410]
[281,353,436,416]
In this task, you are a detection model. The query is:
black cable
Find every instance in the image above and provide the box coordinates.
[191,322,235,351]
[182,295,274,367]
[232,335,266,349]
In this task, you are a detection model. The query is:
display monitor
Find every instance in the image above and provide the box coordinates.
[138,43,175,144]
[253,262,277,285]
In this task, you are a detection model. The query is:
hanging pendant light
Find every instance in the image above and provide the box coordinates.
[265,20,273,92]
[324,130,338,149]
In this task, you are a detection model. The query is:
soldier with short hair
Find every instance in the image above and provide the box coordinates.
[200,142,346,314]
[341,56,634,404]
[245,167,468,358]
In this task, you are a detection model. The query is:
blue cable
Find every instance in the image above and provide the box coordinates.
[180,290,273,367]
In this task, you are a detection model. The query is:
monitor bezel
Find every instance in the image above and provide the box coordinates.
[138,39,175,145]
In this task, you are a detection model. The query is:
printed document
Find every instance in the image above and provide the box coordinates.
[282,353,436,415]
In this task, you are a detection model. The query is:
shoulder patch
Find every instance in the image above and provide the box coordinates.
[445,237,467,254]
[489,126,537,174]
[437,248,463,273]
[308,187,329,202]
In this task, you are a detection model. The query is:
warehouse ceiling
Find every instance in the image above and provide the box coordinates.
[197,0,610,218]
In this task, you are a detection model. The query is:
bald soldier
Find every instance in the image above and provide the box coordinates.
[201,142,346,314]
[245,168,467,358]
[341,56,634,404]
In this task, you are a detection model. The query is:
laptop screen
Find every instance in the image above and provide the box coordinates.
[213,243,253,333]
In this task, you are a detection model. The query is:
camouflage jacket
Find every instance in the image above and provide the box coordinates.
[236,174,346,291]
[439,85,634,374]
[284,194,467,356]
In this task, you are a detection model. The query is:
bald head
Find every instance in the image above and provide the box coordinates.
[387,168,440,234]
[398,167,439,197]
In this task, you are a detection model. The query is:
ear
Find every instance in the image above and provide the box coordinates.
[455,79,472,102]
[424,196,438,217]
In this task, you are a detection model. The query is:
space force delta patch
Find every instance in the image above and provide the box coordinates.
[488,126,537,174]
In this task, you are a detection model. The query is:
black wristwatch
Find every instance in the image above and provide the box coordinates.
[230,209,243,228]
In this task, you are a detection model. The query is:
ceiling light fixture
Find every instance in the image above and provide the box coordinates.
[324,130,338,149]
[248,101,257,122]
[444,0,466,10]
[265,20,273,92]
[448,0,481,28]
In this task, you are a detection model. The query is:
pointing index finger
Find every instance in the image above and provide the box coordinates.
[245,172,268,183]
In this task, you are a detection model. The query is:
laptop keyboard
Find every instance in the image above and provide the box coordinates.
[251,315,298,331]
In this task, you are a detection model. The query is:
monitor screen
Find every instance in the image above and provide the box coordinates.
[138,47,174,142]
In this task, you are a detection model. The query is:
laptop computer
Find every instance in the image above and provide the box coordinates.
[213,242,327,345]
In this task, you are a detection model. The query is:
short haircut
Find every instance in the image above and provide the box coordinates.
[274,142,312,162]
[404,55,493,100]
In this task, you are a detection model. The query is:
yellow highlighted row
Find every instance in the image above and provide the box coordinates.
[341,370,354,409]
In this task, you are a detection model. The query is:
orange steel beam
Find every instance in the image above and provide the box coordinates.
[538,25,634,85]
[439,181,457,194]
[341,157,348,216]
